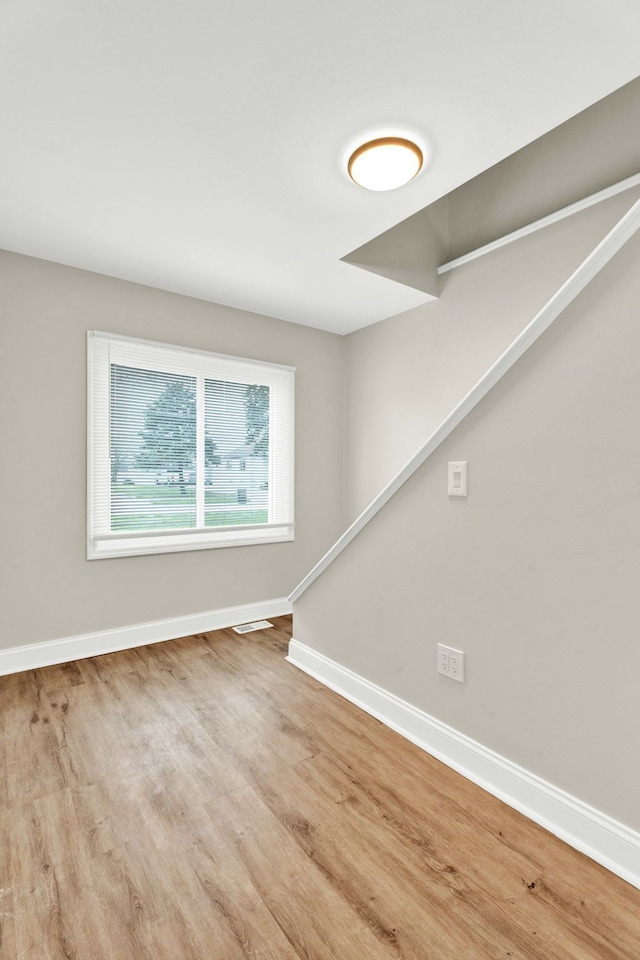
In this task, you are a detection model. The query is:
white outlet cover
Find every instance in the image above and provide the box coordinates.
[437,643,465,682]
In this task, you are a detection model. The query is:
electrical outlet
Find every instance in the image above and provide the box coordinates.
[437,643,465,683]
[440,649,450,674]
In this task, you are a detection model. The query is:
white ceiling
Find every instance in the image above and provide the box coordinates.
[1,1,639,334]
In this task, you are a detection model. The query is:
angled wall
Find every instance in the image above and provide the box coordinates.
[293,222,640,836]
[344,186,640,520]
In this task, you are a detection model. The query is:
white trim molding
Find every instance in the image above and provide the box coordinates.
[437,171,640,275]
[0,598,292,677]
[287,639,640,891]
[87,331,295,560]
[289,195,640,603]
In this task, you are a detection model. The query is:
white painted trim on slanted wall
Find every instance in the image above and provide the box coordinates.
[287,639,640,891]
[437,170,640,274]
[0,598,292,676]
[289,195,640,603]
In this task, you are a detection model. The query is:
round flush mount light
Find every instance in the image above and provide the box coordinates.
[348,136,423,191]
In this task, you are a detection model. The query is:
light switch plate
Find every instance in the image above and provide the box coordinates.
[448,461,468,497]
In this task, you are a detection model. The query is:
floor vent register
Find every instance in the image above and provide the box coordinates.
[232,620,274,634]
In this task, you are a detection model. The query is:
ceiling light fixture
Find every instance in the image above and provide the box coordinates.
[348,136,423,191]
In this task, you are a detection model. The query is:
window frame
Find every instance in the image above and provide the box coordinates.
[87,331,295,559]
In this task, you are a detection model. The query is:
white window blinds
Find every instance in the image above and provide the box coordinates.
[88,332,294,558]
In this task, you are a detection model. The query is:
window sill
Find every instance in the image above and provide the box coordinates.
[88,524,294,559]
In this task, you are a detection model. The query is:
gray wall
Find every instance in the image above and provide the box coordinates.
[295,222,640,831]
[0,251,344,647]
[447,76,640,261]
[344,185,640,521]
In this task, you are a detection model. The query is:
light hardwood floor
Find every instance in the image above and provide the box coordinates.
[1,615,639,959]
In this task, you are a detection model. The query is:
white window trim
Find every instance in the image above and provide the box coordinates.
[87,331,295,559]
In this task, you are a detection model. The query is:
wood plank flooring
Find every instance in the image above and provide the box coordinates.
[1,615,638,959]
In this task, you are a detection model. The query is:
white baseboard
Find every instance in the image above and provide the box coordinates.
[0,598,292,677]
[287,639,640,890]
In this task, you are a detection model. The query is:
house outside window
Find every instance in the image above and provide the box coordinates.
[87,332,294,558]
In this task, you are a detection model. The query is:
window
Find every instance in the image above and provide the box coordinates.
[87,332,294,558]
